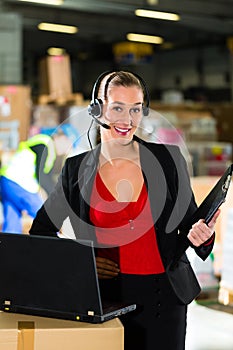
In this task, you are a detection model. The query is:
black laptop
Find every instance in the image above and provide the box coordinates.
[0,233,136,323]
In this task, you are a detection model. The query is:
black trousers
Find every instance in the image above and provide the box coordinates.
[99,273,187,350]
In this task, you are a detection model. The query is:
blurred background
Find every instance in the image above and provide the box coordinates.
[0,1,233,348]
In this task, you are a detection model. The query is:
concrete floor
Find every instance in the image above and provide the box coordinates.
[186,301,233,350]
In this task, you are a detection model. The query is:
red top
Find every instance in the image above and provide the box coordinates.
[90,172,165,275]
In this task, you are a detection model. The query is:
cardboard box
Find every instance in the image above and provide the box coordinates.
[218,286,233,306]
[191,176,222,238]
[210,104,233,145]
[191,177,233,277]
[0,311,124,350]
[39,55,72,99]
[0,85,31,144]
[218,208,233,297]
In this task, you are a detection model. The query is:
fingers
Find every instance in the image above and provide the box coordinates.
[188,209,220,247]
[208,209,221,230]
[96,257,120,279]
[188,219,213,247]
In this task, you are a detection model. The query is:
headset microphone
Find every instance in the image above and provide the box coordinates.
[91,115,111,129]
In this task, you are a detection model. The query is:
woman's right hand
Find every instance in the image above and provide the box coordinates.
[96,257,120,279]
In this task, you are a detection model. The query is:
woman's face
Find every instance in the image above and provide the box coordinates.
[100,85,144,144]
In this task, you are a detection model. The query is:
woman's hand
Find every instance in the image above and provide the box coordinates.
[187,209,220,247]
[96,257,120,279]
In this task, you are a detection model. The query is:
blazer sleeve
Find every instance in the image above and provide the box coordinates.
[193,232,215,260]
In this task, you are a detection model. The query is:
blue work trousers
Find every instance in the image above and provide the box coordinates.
[0,176,43,233]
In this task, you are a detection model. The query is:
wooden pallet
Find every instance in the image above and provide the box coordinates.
[37,93,84,106]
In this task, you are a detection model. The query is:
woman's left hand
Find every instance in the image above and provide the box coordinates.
[187,209,220,247]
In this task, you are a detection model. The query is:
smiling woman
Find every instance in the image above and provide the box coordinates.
[29,70,220,350]
[96,72,145,144]
[100,84,143,143]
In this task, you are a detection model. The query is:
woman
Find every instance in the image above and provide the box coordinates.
[30,71,219,349]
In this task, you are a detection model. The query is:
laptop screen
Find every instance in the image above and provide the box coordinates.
[0,233,103,319]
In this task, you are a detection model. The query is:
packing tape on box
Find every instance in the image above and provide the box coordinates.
[17,322,35,350]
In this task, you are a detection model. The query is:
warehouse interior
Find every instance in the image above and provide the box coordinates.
[0,0,233,349]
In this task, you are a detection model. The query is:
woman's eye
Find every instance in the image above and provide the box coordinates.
[132,108,141,114]
[113,106,123,112]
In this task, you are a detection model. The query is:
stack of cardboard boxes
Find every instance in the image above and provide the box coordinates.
[0,312,124,350]
[38,54,83,107]
[39,54,72,102]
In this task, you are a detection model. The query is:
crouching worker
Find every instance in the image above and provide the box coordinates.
[0,125,75,233]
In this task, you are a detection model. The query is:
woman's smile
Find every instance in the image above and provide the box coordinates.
[113,125,132,136]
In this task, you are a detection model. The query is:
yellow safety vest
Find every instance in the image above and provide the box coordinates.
[0,134,56,193]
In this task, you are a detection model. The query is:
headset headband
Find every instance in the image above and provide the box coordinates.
[91,70,113,102]
[91,70,150,110]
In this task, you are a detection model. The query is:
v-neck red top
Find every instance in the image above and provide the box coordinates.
[90,172,165,275]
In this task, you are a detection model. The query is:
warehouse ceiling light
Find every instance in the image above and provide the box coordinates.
[38,22,78,34]
[18,0,63,5]
[135,9,180,21]
[127,33,163,44]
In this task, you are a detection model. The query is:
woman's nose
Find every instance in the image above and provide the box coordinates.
[122,108,133,124]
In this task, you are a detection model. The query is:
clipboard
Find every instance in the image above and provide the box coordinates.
[170,163,233,269]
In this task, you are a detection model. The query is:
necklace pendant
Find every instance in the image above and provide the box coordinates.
[129,219,134,230]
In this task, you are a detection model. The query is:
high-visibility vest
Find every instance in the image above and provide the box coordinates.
[0,134,56,193]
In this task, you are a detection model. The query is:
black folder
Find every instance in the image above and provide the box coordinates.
[171,163,233,268]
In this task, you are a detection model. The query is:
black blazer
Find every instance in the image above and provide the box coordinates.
[30,136,214,268]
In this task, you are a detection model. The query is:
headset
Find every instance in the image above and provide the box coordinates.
[88,70,150,129]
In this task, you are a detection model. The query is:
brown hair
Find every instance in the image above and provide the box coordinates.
[98,71,144,102]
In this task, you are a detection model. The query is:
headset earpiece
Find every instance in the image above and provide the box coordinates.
[142,106,149,117]
[88,98,103,118]
[88,71,112,119]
